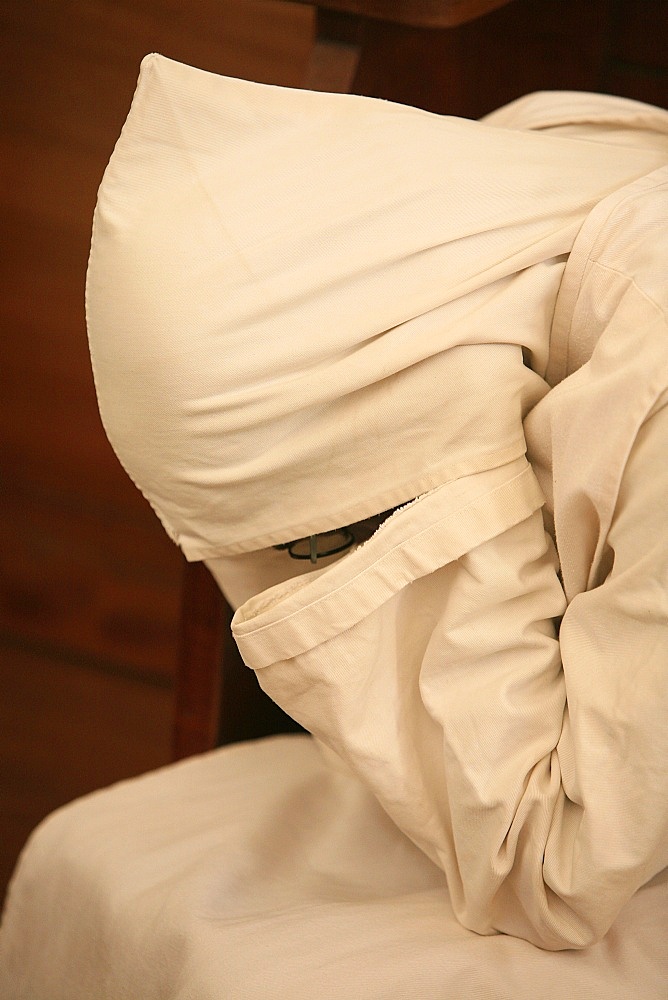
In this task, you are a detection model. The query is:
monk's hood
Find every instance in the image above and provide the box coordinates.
[86,54,666,558]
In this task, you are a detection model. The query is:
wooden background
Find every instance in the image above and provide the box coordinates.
[1,0,666,904]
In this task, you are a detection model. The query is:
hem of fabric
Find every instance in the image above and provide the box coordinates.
[233,460,545,668]
[176,440,528,561]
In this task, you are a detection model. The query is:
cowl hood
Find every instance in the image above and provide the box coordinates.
[86,54,666,557]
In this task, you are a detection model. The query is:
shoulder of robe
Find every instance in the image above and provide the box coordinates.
[549,166,668,387]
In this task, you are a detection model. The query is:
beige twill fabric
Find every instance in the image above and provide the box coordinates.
[87,55,666,557]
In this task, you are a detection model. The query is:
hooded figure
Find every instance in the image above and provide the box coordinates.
[1,54,667,999]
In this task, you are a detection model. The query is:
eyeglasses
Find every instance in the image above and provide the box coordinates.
[273,504,406,565]
[273,528,355,565]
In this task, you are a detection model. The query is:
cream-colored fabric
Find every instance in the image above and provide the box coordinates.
[482,88,668,152]
[1,738,666,1000]
[86,54,666,557]
[229,164,668,951]
[2,56,667,996]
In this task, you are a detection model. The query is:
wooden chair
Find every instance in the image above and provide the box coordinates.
[172,0,519,760]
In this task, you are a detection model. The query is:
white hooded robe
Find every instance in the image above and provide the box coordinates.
[1,55,666,998]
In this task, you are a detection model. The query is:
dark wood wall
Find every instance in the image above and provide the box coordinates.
[355,0,667,116]
[1,0,666,903]
[0,0,315,903]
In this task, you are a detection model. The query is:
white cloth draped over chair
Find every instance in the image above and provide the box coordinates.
[1,55,667,998]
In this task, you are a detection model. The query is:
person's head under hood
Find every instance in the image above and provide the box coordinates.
[87,55,666,602]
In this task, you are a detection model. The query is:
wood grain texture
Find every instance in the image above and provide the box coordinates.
[0,0,314,904]
[285,0,516,29]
